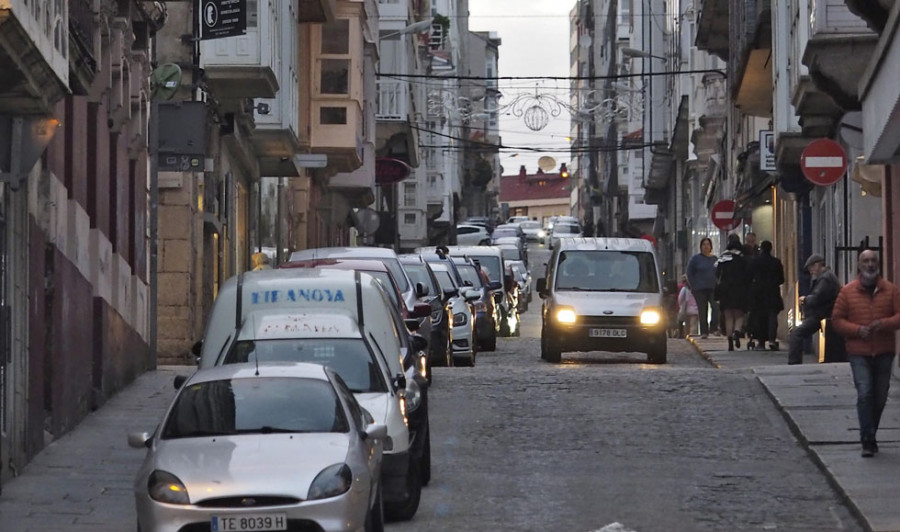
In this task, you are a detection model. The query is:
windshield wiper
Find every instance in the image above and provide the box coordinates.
[234,426,301,434]
[170,429,231,439]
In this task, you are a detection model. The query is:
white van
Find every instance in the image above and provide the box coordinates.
[196,268,423,520]
[537,237,667,364]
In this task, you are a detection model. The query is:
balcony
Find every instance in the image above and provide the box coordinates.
[375,78,419,167]
[731,0,772,118]
[801,0,877,111]
[0,0,69,113]
[199,0,280,101]
[695,0,729,61]
[252,2,301,177]
[307,100,364,172]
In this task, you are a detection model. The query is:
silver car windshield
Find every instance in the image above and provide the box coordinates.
[468,255,501,283]
[223,339,387,393]
[161,377,350,439]
[555,250,659,292]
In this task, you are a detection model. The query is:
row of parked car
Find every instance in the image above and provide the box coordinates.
[127,243,531,532]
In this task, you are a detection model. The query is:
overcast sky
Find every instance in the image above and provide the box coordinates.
[469,0,575,177]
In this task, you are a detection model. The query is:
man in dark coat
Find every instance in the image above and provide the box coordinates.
[788,253,841,364]
[747,240,784,350]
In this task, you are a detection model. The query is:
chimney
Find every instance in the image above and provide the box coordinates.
[518,165,526,182]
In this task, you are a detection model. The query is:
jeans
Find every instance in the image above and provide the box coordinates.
[788,317,820,364]
[849,353,895,442]
[692,289,714,336]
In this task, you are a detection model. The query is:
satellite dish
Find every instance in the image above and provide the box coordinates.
[537,156,557,172]
[351,208,381,236]
[150,64,182,101]
[579,34,592,50]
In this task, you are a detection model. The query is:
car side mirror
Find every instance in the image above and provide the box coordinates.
[392,373,407,391]
[191,340,203,356]
[536,277,547,297]
[173,375,188,390]
[464,289,481,302]
[443,287,459,300]
[410,333,428,352]
[410,303,430,318]
[127,431,152,449]
[362,423,388,441]
[415,282,429,298]
[404,318,421,332]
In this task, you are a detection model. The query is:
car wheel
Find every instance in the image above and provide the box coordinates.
[647,340,668,364]
[483,328,497,351]
[479,239,490,245]
[366,485,385,532]
[384,456,422,522]
[421,420,432,486]
[541,325,561,363]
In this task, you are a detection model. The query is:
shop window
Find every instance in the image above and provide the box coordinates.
[404,182,417,207]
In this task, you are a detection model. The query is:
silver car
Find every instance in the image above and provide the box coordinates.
[129,362,388,532]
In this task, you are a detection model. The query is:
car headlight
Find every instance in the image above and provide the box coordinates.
[537,230,546,238]
[556,307,577,324]
[640,309,662,325]
[148,470,190,505]
[307,463,352,501]
[404,377,423,413]
[453,312,468,326]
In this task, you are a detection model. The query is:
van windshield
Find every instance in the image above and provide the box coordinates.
[555,250,659,293]
[222,338,387,393]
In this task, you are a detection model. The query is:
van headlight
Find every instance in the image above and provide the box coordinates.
[556,307,577,324]
[640,309,662,325]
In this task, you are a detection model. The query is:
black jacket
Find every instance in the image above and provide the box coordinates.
[747,252,785,311]
[715,248,750,311]
[804,268,841,320]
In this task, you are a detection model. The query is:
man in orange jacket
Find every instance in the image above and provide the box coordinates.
[832,249,900,457]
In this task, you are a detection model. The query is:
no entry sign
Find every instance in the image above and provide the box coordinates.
[711,199,737,231]
[800,138,847,186]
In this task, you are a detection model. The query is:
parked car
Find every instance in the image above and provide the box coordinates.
[548,220,583,250]
[495,237,528,268]
[445,246,519,337]
[519,220,543,242]
[463,216,495,234]
[456,224,492,246]
[508,261,532,313]
[415,248,471,365]
[399,254,452,370]
[537,237,667,364]
[427,261,481,366]
[195,269,426,520]
[491,223,527,245]
[506,215,531,224]
[451,256,498,351]
[129,362,388,532]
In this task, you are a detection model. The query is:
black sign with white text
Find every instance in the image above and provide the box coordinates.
[198,0,247,41]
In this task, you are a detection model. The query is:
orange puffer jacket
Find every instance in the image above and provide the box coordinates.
[831,277,900,356]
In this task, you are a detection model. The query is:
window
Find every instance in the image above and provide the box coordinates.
[321,19,349,54]
[404,182,417,207]
[320,59,349,94]
[404,213,417,225]
[320,107,347,124]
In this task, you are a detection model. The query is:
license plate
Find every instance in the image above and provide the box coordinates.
[211,514,287,531]
[590,328,627,338]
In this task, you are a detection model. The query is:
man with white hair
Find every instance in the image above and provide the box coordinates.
[832,249,900,457]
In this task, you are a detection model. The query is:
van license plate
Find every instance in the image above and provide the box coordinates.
[590,328,626,338]
[211,514,287,531]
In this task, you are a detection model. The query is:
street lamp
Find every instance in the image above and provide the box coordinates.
[621,47,667,62]
[380,18,434,39]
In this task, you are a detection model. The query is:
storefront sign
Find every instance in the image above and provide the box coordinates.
[198,0,247,41]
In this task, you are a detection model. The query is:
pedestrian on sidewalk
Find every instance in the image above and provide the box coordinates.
[746,240,785,351]
[788,253,841,364]
[715,236,750,351]
[831,249,900,457]
[686,237,718,339]
[678,277,699,337]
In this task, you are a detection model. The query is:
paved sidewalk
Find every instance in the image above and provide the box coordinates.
[690,335,900,532]
[0,366,191,532]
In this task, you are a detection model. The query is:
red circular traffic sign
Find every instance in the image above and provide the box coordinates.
[710,199,737,231]
[800,138,847,186]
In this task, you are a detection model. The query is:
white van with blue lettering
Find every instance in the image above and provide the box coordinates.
[197,268,422,520]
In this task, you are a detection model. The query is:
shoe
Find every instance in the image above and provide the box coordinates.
[862,441,876,458]
[701,334,708,339]
[754,344,766,351]
[769,341,779,351]
[747,340,756,350]
[732,331,741,349]
[728,338,734,351]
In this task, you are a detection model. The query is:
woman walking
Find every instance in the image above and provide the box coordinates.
[746,240,785,350]
[715,237,751,351]
[686,237,718,338]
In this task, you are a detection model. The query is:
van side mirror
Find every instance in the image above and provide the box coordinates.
[415,282,429,298]
[536,278,547,297]
[191,340,203,356]
[442,287,459,300]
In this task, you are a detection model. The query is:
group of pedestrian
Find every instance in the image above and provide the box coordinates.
[683,233,785,351]
[685,239,900,458]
